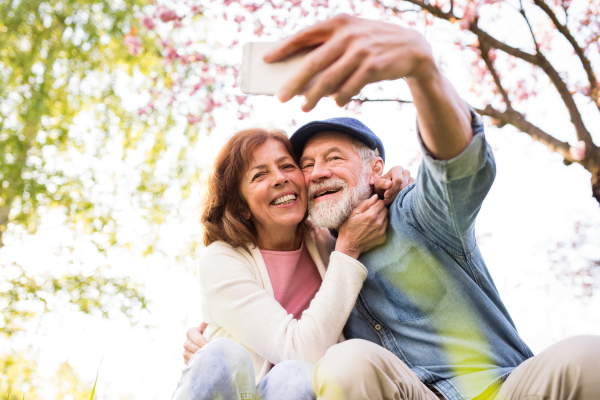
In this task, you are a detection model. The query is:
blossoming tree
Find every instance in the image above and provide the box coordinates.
[135,0,600,202]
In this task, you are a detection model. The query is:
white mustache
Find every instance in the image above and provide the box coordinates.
[307,178,348,201]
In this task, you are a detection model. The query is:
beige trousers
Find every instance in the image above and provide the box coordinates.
[313,336,600,400]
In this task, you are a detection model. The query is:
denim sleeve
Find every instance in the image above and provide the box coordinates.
[406,107,496,256]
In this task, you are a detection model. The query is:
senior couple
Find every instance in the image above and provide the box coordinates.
[172,15,600,400]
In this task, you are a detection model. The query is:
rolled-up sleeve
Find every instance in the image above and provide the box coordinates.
[407,106,496,257]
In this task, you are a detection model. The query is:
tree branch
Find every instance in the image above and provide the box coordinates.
[475,105,572,159]
[352,97,413,103]
[532,0,600,111]
[519,0,541,54]
[473,27,593,145]
[479,40,512,108]
[394,0,594,145]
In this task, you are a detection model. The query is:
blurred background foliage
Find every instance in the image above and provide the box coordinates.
[1,354,92,400]
[0,0,207,394]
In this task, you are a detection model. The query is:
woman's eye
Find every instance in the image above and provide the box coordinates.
[252,172,264,180]
[301,164,313,169]
[282,164,295,170]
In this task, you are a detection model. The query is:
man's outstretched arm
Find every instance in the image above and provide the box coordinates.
[264,14,472,159]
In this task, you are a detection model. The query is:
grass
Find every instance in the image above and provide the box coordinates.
[90,357,104,400]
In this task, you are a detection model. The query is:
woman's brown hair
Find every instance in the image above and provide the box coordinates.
[200,128,297,249]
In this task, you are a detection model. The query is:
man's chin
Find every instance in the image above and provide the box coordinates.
[307,205,349,230]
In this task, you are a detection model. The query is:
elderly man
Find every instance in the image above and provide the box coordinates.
[185,15,600,400]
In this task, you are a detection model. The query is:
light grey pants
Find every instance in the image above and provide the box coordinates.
[314,336,600,400]
[171,338,315,400]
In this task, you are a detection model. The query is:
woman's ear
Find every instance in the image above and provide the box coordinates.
[368,157,385,185]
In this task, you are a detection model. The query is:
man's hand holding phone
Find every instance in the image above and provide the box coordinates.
[260,14,433,112]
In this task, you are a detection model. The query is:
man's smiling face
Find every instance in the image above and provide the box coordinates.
[299,131,373,228]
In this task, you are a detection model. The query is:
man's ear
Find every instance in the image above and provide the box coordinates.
[368,157,384,185]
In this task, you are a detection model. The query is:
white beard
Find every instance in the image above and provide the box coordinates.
[307,174,372,229]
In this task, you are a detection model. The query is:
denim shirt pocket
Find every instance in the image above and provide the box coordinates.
[374,246,448,322]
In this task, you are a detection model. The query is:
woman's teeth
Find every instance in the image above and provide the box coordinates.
[273,194,297,205]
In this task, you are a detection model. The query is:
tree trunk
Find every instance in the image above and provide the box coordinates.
[590,150,600,205]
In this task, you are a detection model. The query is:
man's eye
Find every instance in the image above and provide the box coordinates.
[301,164,314,169]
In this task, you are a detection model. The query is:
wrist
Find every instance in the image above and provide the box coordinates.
[406,50,439,86]
[335,240,362,259]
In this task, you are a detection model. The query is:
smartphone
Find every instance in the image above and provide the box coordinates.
[240,42,315,95]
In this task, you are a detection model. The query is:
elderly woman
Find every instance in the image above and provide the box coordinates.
[170,127,408,400]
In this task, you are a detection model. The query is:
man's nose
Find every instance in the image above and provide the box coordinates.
[311,161,332,182]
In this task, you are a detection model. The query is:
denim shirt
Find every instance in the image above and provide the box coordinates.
[344,109,533,400]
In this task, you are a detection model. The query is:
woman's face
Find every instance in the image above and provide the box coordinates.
[240,139,307,234]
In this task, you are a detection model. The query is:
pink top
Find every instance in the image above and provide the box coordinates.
[260,241,323,319]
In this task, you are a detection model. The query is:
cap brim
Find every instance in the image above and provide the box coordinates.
[290,121,380,160]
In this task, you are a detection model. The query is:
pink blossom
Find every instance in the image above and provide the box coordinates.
[206,117,216,129]
[188,54,206,63]
[141,15,156,30]
[234,15,245,24]
[124,34,143,56]
[235,95,247,105]
[204,95,220,113]
[164,47,180,63]
[569,141,586,161]
[156,5,179,23]
[148,100,155,109]
[187,115,202,124]
[254,21,264,36]
[190,82,202,95]
[174,19,183,28]
[244,4,259,12]
[190,4,201,13]
[138,107,148,116]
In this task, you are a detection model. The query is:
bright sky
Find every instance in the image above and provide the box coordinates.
[2,2,600,399]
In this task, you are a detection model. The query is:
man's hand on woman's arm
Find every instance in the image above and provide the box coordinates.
[183,322,208,365]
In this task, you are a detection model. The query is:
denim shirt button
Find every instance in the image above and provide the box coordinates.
[374,324,382,331]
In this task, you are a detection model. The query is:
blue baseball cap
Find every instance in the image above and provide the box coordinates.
[290,117,385,162]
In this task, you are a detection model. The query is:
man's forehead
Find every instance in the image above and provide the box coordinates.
[303,131,355,154]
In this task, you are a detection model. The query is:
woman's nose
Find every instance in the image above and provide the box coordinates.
[272,170,288,186]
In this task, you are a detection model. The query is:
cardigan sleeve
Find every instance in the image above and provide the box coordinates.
[199,242,367,365]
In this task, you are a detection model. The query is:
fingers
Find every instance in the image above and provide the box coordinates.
[333,63,377,107]
[301,47,363,111]
[199,321,207,333]
[373,177,392,198]
[362,198,386,218]
[183,350,194,365]
[353,193,378,213]
[383,171,403,205]
[277,39,346,103]
[187,326,208,347]
[184,339,200,354]
[183,339,199,365]
[264,15,353,63]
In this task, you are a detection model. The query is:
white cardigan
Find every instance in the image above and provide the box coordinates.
[199,225,368,383]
